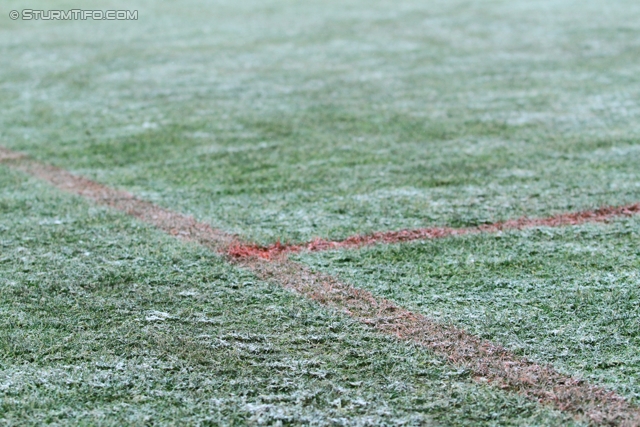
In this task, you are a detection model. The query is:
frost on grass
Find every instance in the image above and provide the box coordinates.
[145,311,174,322]
[3,0,640,243]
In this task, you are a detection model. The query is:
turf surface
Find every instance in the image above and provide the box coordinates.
[2,0,640,424]
[0,168,579,426]
[2,0,640,243]
[296,218,640,405]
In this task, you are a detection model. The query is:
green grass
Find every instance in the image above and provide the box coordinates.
[2,0,640,424]
[0,167,579,426]
[2,0,640,243]
[296,218,640,405]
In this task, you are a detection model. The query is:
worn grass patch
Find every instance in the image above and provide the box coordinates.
[296,218,640,405]
[0,167,580,425]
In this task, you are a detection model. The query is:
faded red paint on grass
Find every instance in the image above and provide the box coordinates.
[244,257,640,426]
[4,145,640,425]
[228,204,640,259]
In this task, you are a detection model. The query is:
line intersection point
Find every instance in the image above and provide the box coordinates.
[2,146,639,425]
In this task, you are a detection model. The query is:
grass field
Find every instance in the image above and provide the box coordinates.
[2,0,640,425]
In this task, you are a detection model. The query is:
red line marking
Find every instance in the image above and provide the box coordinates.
[228,204,640,259]
[3,146,640,424]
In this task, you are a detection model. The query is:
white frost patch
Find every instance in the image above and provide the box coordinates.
[142,121,158,129]
[38,219,64,226]
[178,289,199,297]
[352,187,437,202]
[496,168,537,178]
[145,311,174,322]
[195,141,279,155]
[196,317,219,324]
